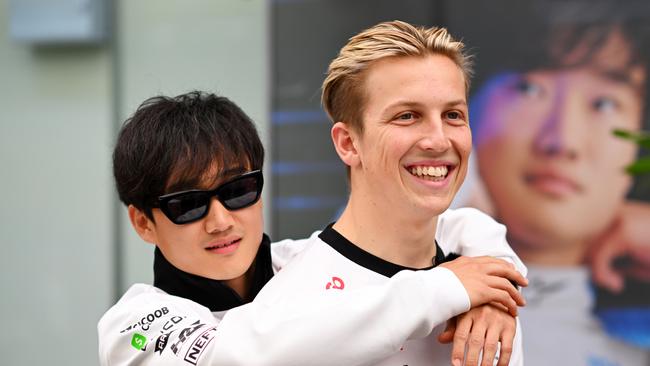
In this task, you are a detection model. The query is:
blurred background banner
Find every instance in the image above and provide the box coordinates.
[2,0,648,364]
[447,1,650,365]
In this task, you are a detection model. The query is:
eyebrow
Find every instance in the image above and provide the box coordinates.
[444,99,468,108]
[594,68,645,93]
[383,99,468,113]
[166,166,249,193]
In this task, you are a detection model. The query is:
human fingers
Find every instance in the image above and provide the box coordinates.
[480,323,501,366]
[494,289,518,317]
[456,256,528,288]
[437,318,456,344]
[461,277,521,316]
[492,276,526,307]
[486,264,528,288]
[495,320,515,366]
[441,256,528,292]
[591,233,625,292]
[450,314,472,366]
[483,276,525,310]
[465,317,486,366]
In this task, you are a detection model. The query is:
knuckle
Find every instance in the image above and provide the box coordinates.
[482,357,495,366]
[469,336,484,347]
[484,340,498,352]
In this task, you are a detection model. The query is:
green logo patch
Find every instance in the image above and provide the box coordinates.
[131,333,147,350]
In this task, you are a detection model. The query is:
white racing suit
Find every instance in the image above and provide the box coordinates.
[98,208,526,365]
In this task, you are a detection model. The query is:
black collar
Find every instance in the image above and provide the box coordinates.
[153,234,274,312]
[319,223,453,278]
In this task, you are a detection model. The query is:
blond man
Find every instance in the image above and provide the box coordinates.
[254,20,527,366]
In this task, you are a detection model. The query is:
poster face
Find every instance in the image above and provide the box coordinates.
[448,1,650,364]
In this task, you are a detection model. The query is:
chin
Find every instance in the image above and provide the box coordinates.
[418,201,452,216]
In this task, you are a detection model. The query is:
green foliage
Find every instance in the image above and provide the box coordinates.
[613,129,650,175]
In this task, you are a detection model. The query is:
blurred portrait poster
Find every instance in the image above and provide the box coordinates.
[448,1,650,365]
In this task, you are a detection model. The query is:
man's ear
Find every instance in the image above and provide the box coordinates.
[331,122,361,168]
[128,205,157,245]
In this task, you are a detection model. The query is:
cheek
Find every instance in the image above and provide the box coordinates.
[588,140,636,194]
[477,140,525,194]
[590,136,638,170]
[360,130,403,173]
[457,128,472,157]
[237,202,265,237]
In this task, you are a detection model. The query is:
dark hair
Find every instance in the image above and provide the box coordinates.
[454,0,650,85]
[452,0,650,130]
[113,91,264,219]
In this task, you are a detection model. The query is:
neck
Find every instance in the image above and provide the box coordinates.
[508,233,588,266]
[334,192,439,269]
[223,263,254,300]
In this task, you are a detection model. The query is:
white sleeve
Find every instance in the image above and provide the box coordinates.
[211,266,470,366]
[437,207,527,277]
[269,236,314,273]
[99,268,470,366]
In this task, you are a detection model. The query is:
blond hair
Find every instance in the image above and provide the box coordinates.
[321,20,473,132]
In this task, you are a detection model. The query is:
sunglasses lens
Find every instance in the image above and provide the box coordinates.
[219,175,261,210]
[165,192,209,224]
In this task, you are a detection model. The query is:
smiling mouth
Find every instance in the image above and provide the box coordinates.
[408,165,450,181]
[206,238,241,251]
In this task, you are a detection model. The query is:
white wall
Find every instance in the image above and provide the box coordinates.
[116,0,270,292]
[0,0,269,364]
[0,10,114,366]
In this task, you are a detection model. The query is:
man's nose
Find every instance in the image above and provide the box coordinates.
[418,117,451,152]
[204,197,235,233]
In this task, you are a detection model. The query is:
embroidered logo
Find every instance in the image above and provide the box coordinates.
[326,276,345,290]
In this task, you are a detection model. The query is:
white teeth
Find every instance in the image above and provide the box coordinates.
[410,165,448,178]
[208,239,237,250]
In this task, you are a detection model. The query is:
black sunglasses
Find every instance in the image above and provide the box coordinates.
[155,170,263,225]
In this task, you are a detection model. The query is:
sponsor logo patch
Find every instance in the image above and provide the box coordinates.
[155,331,174,355]
[184,326,217,365]
[326,276,345,290]
[170,321,204,355]
[131,333,147,351]
[120,307,170,333]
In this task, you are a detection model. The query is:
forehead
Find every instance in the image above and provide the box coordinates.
[165,162,249,193]
[554,29,646,89]
[361,54,467,113]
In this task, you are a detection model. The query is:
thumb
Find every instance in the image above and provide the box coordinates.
[590,228,626,292]
[437,318,456,344]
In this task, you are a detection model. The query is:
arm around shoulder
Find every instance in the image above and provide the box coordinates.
[438,207,527,277]
[99,268,470,366]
